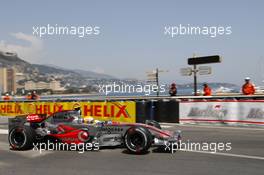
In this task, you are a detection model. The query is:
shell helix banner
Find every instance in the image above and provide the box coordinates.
[0,101,136,123]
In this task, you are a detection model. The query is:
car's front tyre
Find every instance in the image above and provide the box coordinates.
[124,126,152,154]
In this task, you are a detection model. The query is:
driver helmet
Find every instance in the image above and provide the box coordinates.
[70,112,83,124]
[85,117,95,124]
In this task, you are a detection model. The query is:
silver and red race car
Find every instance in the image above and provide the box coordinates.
[8,110,181,154]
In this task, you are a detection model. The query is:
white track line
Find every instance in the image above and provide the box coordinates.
[179,150,264,160]
[0,129,8,134]
[160,125,173,128]
[0,161,9,167]
[20,150,54,158]
[160,123,264,131]
[0,141,53,158]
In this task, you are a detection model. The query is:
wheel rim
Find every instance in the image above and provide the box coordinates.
[130,133,144,148]
[10,129,26,148]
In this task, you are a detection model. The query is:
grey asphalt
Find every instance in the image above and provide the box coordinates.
[0,118,264,175]
[0,117,8,130]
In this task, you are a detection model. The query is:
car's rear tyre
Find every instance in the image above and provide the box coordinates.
[8,126,36,150]
[124,126,152,154]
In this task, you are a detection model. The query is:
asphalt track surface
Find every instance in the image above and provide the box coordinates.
[0,117,264,175]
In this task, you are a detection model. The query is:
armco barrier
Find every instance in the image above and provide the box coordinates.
[1,96,264,126]
[0,99,181,123]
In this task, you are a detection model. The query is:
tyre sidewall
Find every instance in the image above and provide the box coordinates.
[9,126,35,150]
[125,127,152,153]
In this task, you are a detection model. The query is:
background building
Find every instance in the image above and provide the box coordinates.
[0,67,16,94]
[25,80,64,91]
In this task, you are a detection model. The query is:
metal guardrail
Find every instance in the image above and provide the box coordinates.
[1,94,264,102]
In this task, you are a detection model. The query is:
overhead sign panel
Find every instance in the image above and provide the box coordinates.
[188,55,221,65]
[147,73,156,77]
[180,67,192,76]
[198,66,212,75]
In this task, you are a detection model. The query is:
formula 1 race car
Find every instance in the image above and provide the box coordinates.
[8,110,181,154]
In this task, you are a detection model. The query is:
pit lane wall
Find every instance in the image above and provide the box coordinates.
[0,101,136,123]
[179,100,264,126]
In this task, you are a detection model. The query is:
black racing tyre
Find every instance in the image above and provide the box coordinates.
[124,126,152,154]
[8,126,36,150]
[145,120,161,129]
